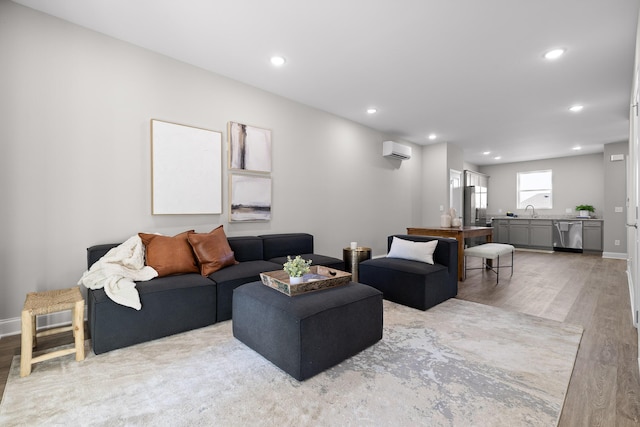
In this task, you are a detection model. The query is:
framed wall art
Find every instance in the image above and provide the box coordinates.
[229,173,272,222]
[151,119,222,214]
[228,121,272,173]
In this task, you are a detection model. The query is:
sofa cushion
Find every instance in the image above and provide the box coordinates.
[359,257,452,311]
[227,236,265,262]
[207,260,282,322]
[88,273,216,354]
[188,225,238,276]
[259,233,314,260]
[138,231,199,277]
[268,254,344,271]
[387,236,438,265]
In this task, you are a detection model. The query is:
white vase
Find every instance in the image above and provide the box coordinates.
[440,214,452,228]
[289,276,303,284]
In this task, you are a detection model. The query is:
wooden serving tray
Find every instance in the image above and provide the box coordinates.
[260,266,352,296]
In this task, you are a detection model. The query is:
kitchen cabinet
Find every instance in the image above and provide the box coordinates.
[509,221,530,246]
[491,218,602,252]
[493,219,509,243]
[583,221,603,252]
[490,218,553,249]
[530,220,553,248]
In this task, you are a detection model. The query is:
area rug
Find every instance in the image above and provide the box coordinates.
[0,299,583,427]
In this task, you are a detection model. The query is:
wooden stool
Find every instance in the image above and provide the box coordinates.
[20,287,85,377]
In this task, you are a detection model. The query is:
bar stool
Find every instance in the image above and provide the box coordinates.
[20,286,85,377]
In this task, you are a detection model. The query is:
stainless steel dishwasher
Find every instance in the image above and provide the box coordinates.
[552,220,583,252]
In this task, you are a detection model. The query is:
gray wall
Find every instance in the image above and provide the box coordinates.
[478,151,630,257]
[603,141,629,255]
[479,153,605,219]
[0,2,423,331]
[421,142,464,225]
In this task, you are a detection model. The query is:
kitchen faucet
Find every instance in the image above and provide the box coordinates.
[524,204,536,218]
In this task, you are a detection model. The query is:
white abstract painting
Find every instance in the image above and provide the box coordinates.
[229,174,271,221]
[228,122,272,173]
[151,119,222,214]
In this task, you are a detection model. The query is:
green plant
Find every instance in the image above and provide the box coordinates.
[283,255,312,277]
[575,204,595,212]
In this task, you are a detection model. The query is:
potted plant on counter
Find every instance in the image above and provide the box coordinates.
[576,204,595,218]
[283,255,312,284]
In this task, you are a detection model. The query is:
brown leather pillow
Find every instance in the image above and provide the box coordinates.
[187,225,238,276]
[138,230,199,277]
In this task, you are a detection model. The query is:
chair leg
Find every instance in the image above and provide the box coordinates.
[73,300,85,361]
[511,251,514,277]
[20,310,33,377]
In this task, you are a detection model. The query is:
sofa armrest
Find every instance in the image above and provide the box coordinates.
[227,236,264,262]
[87,243,120,269]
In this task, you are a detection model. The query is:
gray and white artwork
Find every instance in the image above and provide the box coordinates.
[228,122,272,173]
[230,174,272,221]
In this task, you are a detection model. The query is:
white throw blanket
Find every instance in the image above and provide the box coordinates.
[78,235,158,310]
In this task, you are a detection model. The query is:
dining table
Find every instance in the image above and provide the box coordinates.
[406,226,494,281]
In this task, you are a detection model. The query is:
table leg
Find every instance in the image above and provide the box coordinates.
[457,237,465,281]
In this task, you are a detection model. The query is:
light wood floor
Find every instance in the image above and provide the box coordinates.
[459,250,640,426]
[1,250,639,425]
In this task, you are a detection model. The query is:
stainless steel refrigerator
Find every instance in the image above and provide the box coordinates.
[463,171,489,227]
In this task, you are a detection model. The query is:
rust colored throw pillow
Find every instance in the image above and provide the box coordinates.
[187,225,238,276]
[138,230,199,277]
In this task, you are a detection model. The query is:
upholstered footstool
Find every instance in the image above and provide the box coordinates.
[232,281,383,381]
[464,243,515,283]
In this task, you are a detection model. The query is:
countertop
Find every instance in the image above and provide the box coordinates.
[491,216,603,222]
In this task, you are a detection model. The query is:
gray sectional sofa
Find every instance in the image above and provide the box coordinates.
[86,233,343,354]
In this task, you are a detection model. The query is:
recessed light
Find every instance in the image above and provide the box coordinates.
[366,108,377,114]
[544,48,565,60]
[493,156,502,160]
[428,134,437,140]
[572,146,582,151]
[270,56,286,66]
[483,151,491,155]
[569,105,584,112]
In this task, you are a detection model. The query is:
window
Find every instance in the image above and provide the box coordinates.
[517,170,552,209]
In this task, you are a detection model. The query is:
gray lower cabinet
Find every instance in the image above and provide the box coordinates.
[530,220,553,248]
[583,221,603,251]
[491,218,602,251]
[493,220,509,243]
[491,218,553,250]
[509,221,530,246]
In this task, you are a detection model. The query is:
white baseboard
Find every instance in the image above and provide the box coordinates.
[602,251,628,260]
[0,308,88,339]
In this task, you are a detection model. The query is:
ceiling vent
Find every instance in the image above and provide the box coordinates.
[382,140,412,160]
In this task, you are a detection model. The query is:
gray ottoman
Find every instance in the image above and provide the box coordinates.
[232,281,383,381]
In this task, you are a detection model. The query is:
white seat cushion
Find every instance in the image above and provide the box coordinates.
[464,243,514,259]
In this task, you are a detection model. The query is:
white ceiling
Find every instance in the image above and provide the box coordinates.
[13,0,640,165]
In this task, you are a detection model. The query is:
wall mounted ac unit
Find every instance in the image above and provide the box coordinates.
[382,140,412,160]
